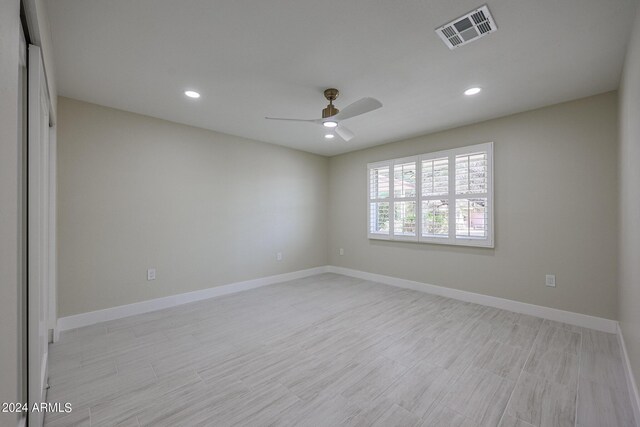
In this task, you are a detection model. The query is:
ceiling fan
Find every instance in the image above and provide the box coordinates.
[265,88,382,141]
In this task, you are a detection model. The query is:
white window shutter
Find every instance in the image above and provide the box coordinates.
[368,142,493,247]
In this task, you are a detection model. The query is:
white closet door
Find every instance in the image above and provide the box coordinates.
[28,44,50,427]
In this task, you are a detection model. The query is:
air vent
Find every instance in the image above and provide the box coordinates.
[436,5,497,50]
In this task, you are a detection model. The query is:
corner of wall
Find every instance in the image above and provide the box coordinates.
[618,3,640,423]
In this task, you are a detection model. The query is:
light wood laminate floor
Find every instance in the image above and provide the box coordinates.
[45,273,636,427]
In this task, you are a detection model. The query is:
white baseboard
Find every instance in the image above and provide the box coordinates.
[56,266,328,332]
[618,323,640,427]
[326,266,618,333]
[56,264,618,335]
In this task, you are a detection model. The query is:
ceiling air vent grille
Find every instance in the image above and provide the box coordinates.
[436,5,497,50]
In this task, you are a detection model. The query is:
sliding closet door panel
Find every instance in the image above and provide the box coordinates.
[28,44,50,427]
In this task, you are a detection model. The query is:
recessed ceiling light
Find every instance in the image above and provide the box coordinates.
[464,87,482,96]
[324,134,335,139]
[184,90,200,99]
[323,120,338,128]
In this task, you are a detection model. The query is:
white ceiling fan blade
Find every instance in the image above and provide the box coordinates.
[335,126,355,142]
[265,117,318,123]
[333,97,382,121]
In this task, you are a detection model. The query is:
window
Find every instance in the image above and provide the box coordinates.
[367,142,493,247]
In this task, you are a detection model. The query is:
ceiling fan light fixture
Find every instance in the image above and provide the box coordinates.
[324,133,335,139]
[464,87,482,96]
[323,120,338,128]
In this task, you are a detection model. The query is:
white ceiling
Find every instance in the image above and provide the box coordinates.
[47,0,638,156]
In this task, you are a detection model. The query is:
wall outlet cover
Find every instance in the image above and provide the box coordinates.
[545,274,556,287]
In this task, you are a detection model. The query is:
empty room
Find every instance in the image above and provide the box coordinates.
[3,0,640,426]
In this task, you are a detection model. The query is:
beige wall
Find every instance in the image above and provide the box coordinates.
[0,1,23,425]
[328,92,619,319]
[59,93,620,321]
[619,5,640,394]
[57,97,328,317]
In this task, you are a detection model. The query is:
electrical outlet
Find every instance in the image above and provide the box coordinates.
[339,248,344,256]
[147,268,156,281]
[276,252,282,261]
[545,274,556,287]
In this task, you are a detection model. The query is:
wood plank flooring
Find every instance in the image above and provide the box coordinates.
[45,273,636,427]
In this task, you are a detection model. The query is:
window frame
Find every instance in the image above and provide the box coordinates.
[367,142,494,248]
[367,160,392,240]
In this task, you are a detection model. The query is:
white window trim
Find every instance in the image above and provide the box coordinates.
[367,160,392,240]
[367,142,494,248]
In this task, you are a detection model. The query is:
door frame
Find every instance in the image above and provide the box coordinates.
[28,43,56,427]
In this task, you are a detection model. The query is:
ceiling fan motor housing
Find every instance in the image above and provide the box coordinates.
[322,105,339,118]
[322,88,340,118]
